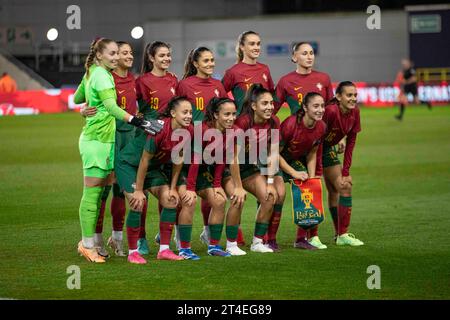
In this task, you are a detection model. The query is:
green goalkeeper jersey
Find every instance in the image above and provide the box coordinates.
[80,65,118,143]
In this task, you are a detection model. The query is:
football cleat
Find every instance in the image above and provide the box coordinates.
[251,239,274,253]
[137,238,150,255]
[207,245,231,257]
[179,248,200,261]
[78,241,106,263]
[308,236,327,249]
[336,233,364,246]
[127,251,147,264]
[157,249,184,261]
[107,237,126,256]
[294,238,317,250]
[226,245,247,256]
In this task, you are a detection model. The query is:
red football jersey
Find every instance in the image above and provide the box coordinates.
[136,72,178,119]
[235,113,280,161]
[322,103,361,176]
[186,122,236,191]
[275,70,333,115]
[222,62,275,114]
[280,115,327,161]
[112,71,137,131]
[177,76,228,122]
[112,71,137,114]
[144,119,194,166]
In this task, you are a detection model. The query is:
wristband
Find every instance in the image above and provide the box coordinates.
[267,177,274,184]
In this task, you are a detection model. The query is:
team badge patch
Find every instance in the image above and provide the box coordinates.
[170,87,175,95]
[263,73,268,82]
[290,178,325,229]
[214,89,220,97]
[316,82,323,91]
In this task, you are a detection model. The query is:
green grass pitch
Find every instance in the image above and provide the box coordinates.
[0,105,449,300]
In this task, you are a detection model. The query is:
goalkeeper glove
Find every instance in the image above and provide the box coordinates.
[129,116,164,135]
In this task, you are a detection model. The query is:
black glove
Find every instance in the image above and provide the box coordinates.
[141,119,164,135]
[129,116,164,135]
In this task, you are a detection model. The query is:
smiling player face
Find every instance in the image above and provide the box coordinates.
[194,51,215,77]
[117,44,133,69]
[151,46,172,71]
[252,92,274,122]
[215,102,237,131]
[171,100,193,128]
[96,42,119,70]
[337,85,358,111]
[241,34,261,61]
[304,95,325,122]
[293,43,315,70]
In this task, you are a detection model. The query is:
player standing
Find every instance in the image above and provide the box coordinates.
[222,30,275,114]
[177,47,228,244]
[279,92,327,249]
[275,42,333,115]
[74,38,161,263]
[133,41,179,253]
[395,58,432,121]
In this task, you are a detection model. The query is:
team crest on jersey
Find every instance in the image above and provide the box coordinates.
[263,73,268,82]
[214,89,220,97]
[316,83,323,91]
[170,87,175,95]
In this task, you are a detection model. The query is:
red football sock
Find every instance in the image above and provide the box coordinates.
[308,225,319,238]
[201,199,211,226]
[126,226,140,250]
[159,222,174,246]
[111,196,126,231]
[267,211,282,241]
[95,200,106,234]
[237,227,246,245]
[296,227,308,241]
[139,200,148,239]
[338,205,352,235]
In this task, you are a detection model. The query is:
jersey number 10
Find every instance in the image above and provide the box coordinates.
[196,97,204,111]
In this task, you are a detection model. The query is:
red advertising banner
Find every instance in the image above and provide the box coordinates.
[1,82,448,116]
[348,81,449,107]
[0,89,79,116]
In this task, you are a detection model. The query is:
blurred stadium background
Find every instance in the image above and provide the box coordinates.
[0,0,449,114]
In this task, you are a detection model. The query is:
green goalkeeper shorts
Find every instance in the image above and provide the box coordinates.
[79,137,114,178]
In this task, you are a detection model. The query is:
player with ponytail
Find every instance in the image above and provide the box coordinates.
[73,38,162,263]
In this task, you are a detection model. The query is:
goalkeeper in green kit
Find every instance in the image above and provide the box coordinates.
[74,38,163,263]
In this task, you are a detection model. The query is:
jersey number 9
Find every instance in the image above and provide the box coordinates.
[297,93,303,105]
[121,97,127,110]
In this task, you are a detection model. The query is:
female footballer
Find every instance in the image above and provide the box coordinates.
[279,92,327,250]
[133,41,179,254]
[310,81,364,246]
[275,42,334,115]
[117,96,194,263]
[222,30,275,114]
[74,38,161,263]
[184,97,241,257]
[223,84,282,254]
[222,31,276,246]
[177,47,229,245]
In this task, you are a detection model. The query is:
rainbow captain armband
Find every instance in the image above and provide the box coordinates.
[290,178,325,230]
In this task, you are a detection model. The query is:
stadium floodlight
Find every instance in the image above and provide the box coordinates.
[131,26,144,39]
[47,28,58,41]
